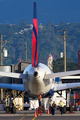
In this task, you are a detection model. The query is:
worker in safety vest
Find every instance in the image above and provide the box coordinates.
[75,101,78,111]
[38,94,42,107]
[59,100,63,115]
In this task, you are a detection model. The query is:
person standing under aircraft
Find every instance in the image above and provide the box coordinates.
[49,100,53,113]
[75,100,78,111]
[38,94,42,107]
[52,101,56,115]
[59,100,63,115]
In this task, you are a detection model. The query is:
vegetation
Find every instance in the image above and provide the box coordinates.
[0,21,79,69]
[53,58,78,72]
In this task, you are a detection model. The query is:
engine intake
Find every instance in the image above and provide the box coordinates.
[34,71,38,77]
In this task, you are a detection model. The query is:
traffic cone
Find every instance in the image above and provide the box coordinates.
[34,111,37,118]
[47,108,49,114]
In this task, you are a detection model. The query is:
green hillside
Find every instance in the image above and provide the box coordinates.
[0,21,80,65]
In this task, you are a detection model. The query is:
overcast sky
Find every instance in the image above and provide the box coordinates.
[0,0,80,24]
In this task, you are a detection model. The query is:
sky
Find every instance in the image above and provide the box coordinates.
[0,0,80,25]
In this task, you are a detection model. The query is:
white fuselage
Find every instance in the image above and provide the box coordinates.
[23,63,53,97]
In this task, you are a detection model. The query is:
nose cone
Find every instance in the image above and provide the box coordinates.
[34,71,38,77]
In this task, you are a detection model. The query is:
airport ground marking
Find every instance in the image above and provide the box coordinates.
[19,113,27,120]
[32,117,36,120]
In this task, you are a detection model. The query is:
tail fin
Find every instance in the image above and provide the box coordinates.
[32,2,38,67]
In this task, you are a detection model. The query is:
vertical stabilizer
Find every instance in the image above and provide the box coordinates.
[32,2,38,67]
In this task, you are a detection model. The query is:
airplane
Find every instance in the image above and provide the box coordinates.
[0,2,80,112]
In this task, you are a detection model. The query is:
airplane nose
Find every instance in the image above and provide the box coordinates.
[34,71,38,77]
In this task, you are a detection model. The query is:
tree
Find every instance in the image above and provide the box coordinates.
[53,58,78,73]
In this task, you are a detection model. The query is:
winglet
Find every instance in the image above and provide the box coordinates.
[32,2,38,67]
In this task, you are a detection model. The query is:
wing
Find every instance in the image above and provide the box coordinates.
[0,71,27,79]
[0,71,27,91]
[45,70,80,79]
[0,83,25,91]
[52,83,80,91]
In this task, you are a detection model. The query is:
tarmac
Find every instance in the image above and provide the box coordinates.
[0,109,80,116]
[0,110,80,120]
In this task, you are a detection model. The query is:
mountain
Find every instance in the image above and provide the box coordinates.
[0,21,80,66]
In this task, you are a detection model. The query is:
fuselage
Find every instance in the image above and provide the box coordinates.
[23,63,53,98]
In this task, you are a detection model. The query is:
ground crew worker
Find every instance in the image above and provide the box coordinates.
[49,100,53,113]
[59,100,63,115]
[52,101,56,115]
[75,101,78,111]
[38,94,42,107]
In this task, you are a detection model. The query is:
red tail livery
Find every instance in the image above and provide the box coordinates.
[32,2,38,67]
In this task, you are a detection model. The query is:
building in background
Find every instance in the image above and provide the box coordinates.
[0,62,31,110]
[47,54,53,70]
